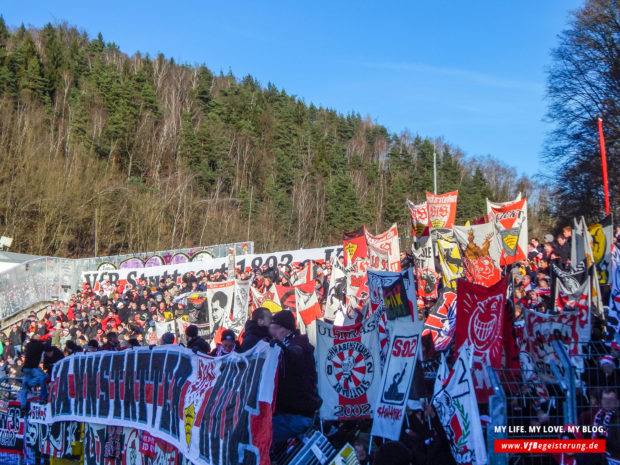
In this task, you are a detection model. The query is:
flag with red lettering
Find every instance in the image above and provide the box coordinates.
[290,261,315,285]
[368,243,390,271]
[453,223,501,287]
[432,344,487,465]
[423,289,457,351]
[407,200,430,242]
[366,224,401,272]
[488,197,528,266]
[426,191,458,229]
[455,277,507,403]
[343,226,368,265]
[317,311,382,421]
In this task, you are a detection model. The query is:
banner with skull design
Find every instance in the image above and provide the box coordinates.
[432,344,487,465]
[453,223,501,287]
[412,241,438,300]
[455,276,507,403]
[365,224,401,272]
[407,200,431,243]
[317,311,382,421]
[488,197,528,266]
[426,190,458,229]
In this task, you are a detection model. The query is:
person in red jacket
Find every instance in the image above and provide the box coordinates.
[101,311,121,330]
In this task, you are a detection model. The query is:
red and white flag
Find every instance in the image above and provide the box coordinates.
[454,277,508,403]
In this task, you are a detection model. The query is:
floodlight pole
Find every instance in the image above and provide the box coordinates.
[433,142,437,195]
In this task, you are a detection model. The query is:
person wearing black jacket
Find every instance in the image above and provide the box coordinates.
[9,324,24,355]
[185,325,211,354]
[42,344,64,375]
[20,334,48,408]
[238,308,271,352]
[269,310,322,447]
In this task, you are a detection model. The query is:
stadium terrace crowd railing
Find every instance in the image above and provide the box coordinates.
[0,242,252,321]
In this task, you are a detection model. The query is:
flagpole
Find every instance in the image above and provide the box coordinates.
[598,118,610,216]
[433,143,437,195]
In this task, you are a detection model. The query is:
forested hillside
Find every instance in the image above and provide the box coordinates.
[0,20,549,257]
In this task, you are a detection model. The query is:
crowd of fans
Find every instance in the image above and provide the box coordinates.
[2,224,620,464]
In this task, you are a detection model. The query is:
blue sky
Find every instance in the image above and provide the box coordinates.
[2,1,583,176]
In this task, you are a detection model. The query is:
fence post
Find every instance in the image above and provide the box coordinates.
[486,366,507,465]
[552,339,577,425]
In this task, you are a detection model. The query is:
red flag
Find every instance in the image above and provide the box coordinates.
[343,226,367,265]
[426,190,458,229]
[455,276,508,403]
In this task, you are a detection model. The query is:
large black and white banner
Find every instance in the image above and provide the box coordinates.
[82,246,343,291]
[44,342,280,465]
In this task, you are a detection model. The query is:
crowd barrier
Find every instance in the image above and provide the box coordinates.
[485,340,615,465]
[0,242,252,321]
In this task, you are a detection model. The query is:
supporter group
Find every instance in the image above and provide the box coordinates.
[2,192,620,465]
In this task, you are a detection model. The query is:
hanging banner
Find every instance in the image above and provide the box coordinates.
[437,239,465,290]
[343,227,368,265]
[589,215,613,284]
[207,280,235,337]
[412,242,438,300]
[455,277,507,403]
[453,224,501,287]
[371,320,423,441]
[554,277,591,342]
[488,198,528,266]
[432,345,487,465]
[365,224,401,272]
[422,289,457,351]
[82,246,343,292]
[524,309,580,384]
[317,312,382,421]
[46,342,280,465]
[407,200,430,242]
[367,269,418,321]
[426,191,458,229]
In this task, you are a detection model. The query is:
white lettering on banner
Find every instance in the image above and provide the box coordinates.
[82,246,343,290]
